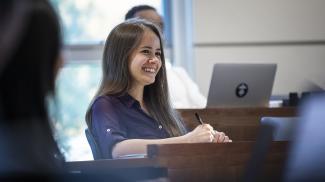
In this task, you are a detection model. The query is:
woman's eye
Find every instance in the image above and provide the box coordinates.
[141,50,150,54]
[155,52,161,57]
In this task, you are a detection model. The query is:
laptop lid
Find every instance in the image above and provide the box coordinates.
[206,63,277,107]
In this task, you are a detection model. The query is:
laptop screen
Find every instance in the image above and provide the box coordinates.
[206,63,277,107]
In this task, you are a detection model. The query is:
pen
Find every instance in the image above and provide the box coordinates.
[195,113,217,136]
[195,112,204,125]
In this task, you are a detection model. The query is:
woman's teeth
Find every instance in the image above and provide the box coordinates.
[143,67,155,73]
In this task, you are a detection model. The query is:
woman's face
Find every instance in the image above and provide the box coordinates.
[128,28,162,88]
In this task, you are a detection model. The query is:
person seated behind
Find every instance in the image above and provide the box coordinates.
[85,19,231,159]
[0,0,64,175]
[125,5,207,108]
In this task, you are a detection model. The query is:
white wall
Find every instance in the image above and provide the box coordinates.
[192,0,325,96]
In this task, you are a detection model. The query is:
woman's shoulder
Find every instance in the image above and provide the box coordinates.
[93,95,118,103]
[92,95,120,109]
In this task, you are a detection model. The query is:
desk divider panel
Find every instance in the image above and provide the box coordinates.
[177,107,296,140]
[147,142,289,182]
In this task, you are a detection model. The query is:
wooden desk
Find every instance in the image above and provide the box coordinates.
[148,142,289,182]
[177,107,297,140]
[67,142,288,182]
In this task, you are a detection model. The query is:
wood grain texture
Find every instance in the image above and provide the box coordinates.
[148,142,288,182]
[177,107,297,140]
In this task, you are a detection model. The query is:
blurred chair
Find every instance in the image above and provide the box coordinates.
[260,117,298,141]
[243,116,297,181]
[242,123,274,182]
[85,128,103,160]
[284,95,325,181]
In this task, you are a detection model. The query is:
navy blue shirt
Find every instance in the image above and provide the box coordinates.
[90,94,170,159]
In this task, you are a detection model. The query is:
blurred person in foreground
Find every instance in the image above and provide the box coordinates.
[0,0,64,177]
[284,93,325,182]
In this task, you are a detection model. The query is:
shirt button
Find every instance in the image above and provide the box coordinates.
[158,125,162,129]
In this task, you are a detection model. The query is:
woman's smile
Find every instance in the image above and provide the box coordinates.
[142,66,158,74]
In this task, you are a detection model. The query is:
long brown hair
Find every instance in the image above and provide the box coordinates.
[85,19,186,136]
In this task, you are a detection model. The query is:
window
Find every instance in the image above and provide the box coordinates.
[50,0,163,161]
[54,62,101,161]
[52,0,162,44]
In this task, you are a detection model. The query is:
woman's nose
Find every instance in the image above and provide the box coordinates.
[148,56,159,64]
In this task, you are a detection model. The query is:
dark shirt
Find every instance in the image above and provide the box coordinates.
[90,94,170,159]
[0,119,65,174]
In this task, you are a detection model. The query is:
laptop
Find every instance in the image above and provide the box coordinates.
[206,63,277,107]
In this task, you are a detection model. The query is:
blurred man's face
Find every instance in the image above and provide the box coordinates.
[135,10,164,31]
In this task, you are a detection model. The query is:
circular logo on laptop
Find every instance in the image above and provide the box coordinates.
[236,83,248,98]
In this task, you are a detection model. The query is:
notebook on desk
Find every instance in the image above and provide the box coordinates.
[206,63,277,108]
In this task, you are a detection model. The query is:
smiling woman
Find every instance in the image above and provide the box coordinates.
[49,0,163,161]
[85,19,231,160]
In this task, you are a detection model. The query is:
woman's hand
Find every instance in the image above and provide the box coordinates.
[213,131,232,143]
[182,124,215,143]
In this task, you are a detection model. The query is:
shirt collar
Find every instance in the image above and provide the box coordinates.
[118,94,139,108]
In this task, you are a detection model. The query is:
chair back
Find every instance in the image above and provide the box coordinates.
[242,123,275,182]
[260,117,297,141]
[85,128,103,160]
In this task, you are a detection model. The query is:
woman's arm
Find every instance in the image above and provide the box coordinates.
[112,124,230,158]
[112,136,185,158]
